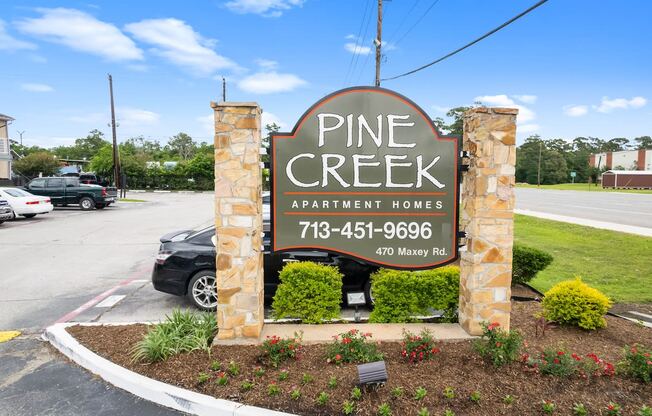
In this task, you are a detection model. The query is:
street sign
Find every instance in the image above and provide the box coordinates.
[271,87,459,269]
[570,171,577,178]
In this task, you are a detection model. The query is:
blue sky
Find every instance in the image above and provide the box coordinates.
[1,0,651,148]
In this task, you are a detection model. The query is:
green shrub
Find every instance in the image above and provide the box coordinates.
[542,278,612,330]
[271,262,343,323]
[512,244,554,285]
[472,322,523,366]
[369,266,459,323]
[131,309,217,362]
[620,344,652,383]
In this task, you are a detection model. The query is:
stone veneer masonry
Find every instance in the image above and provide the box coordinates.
[458,107,518,335]
[212,101,264,341]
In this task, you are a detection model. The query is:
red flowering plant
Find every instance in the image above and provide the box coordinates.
[260,332,303,368]
[579,353,615,379]
[326,329,383,364]
[620,344,652,383]
[523,348,615,379]
[400,329,441,363]
[472,321,523,366]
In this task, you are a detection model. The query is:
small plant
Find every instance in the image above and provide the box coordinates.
[473,322,523,366]
[579,352,615,378]
[131,309,217,363]
[377,403,392,416]
[391,387,404,398]
[316,391,329,406]
[443,386,455,399]
[351,386,362,401]
[260,333,303,368]
[401,329,441,363]
[327,329,383,364]
[343,400,355,415]
[606,402,622,416]
[417,408,430,416]
[216,372,228,386]
[414,387,427,401]
[328,376,338,389]
[542,278,612,330]
[197,372,210,384]
[278,369,289,381]
[290,388,301,400]
[210,361,221,371]
[572,403,588,416]
[443,410,455,416]
[620,344,652,383]
[638,405,652,416]
[267,382,280,396]
[503,395,515,405]
[538,349,578,377]
[253,366,266,377]
[512,244,553,285]
[227,361,240,376]
[301,373,314,385]
[240,380,254,392]
[469,390,481,403]
[542,400,555,414]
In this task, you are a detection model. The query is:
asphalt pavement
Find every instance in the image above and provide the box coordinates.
[0,193,214,416]
[514,188,652,234]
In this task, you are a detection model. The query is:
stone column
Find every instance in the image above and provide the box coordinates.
[458,107,518,335]
[212,101,264,341]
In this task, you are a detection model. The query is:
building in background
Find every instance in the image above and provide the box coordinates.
[0,113,15,185]
[590,149,652,171]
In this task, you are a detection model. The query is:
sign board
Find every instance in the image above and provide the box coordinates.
[570,171,577,178]
[271,87,459,269]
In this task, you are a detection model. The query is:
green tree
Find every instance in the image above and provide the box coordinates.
[634,136,652,149]
[13,151,60,177]
[89,144,146,179]
[166,133,196,160]
[52,130,109,160]
[433,106,476,136]
[516,136,568,184]
[602,137,630,152]
[9,141,48,157]
[184,152,214,178]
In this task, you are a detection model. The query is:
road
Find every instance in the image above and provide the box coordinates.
[515,188,652,233]
[0,193,214,416]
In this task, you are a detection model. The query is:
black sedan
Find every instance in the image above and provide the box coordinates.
[152,225,377,311]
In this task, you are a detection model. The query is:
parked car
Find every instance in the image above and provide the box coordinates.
[25,177,117,210]
[0,198,13,224]
[152,210,377,311]
[0,187,53,218]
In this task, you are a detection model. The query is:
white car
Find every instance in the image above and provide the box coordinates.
[0,187,54,218]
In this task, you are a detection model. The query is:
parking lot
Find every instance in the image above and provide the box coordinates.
[0,192,215,333]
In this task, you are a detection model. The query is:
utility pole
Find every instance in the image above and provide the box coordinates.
[537,141,543,188]
[108,74,121,189]
[17,130,25,146]
[222,77,226,102]
[374,0,383,87]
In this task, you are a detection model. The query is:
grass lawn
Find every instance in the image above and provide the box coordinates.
[514,214,652,303]
[516,182,652,194]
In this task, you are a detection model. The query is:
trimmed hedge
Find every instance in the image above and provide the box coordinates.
[542,278,612,330]
[512,244,553,285]
[369,266,460,323]
[271,261,343,324]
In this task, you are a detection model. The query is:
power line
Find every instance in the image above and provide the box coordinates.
[343,0,373,86]
[354,0,384,85]
[383,0,550,81]
[386,0,421,45]
[392,0,441,47]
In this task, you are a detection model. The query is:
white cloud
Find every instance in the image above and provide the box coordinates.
[513,94,537,104]
[225,0,305,17]
[474,94,535,123]
[595,96,647,113]
[344,42,372,55]
[255,59,278,70]
[16,8,143,61]
[69,112,105,124]
[262,111,286,130]
[0,19,36,51]
[518,124,540,134]
[117,107,160,126]
[563,105,588,117]
[21,83,54,92]
[238,71,307,94]
[125,18,236,76]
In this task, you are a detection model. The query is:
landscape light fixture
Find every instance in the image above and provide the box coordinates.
[357,360,387,388]
[346,292,366,323]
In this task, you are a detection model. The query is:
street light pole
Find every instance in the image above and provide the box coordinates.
[17,130,25,146]
[108,74,121,189]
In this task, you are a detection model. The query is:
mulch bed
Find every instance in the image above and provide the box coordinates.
[67,301,652,416]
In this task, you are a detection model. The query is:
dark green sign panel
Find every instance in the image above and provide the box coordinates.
[271,87,459,269]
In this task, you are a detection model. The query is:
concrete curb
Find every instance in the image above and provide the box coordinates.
[130,190,214,194]
[44,323,294,416]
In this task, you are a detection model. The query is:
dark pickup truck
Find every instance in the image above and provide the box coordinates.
[25,177,117,210]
